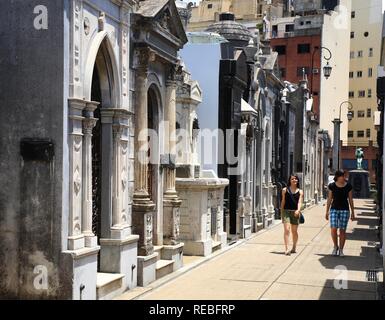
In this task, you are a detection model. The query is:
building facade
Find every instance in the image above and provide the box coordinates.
[188,0,287,33]
[270,0,351,184]
[0,0,193,300]
[342,0,383,182]
[376,11,385,284]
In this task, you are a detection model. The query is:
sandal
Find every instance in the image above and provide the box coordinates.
[290,248,296,254]
[285,250,291,256]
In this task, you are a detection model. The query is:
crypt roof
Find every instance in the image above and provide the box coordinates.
[134,0,188,47]
[205,12,252,43]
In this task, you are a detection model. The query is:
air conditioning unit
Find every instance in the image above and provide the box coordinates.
[374,111,381,128]
[312,68,319,74]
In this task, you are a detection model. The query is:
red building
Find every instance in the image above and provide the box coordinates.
[270,34,322,118]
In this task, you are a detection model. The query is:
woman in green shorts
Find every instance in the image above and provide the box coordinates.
[280,174,304,256]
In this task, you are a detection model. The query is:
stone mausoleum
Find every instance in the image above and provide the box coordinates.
[0,0,194,300]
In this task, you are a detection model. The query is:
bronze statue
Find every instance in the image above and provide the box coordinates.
[355,147,364,170]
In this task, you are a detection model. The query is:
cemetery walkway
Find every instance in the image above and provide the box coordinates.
[118,199,382,300]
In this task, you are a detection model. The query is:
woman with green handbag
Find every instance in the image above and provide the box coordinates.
[280,174,304,256]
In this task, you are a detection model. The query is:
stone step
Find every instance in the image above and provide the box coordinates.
[155,259,174,280]
[244,224,252,239]
[96,273,125,300]
[153,245,163,261]
[212,240,222,253]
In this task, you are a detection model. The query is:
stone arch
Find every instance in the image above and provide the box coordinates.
[84,31,121,108]
[147,83,163,245]
[147,83,163,199]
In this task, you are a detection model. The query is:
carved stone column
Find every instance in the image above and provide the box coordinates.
[163,64,182,246]
[131,47,158,287]
[110,109,131,239]
[82,101,98,248]
[68,98,86,250]
[99,109,114,239]
[132,47,156,257]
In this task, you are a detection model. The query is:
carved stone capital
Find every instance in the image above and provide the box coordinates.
[112,123,124,139]
[83,117,97,134]
[166,63,183,86]
[133,47,156,72]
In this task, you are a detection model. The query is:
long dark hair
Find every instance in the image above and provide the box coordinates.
[334,170,345,182]
[287,174,300,189]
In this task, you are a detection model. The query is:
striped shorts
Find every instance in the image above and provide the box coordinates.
[329,209,350,230]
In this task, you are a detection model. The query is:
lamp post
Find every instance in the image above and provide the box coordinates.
[332,101,353,172]
[310,46,333,95]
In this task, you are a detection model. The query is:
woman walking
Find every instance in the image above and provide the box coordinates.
[280,175,304,256]
[326,170,355,257]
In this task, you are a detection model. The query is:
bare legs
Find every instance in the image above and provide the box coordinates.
[283,223,290,253]
[331,227,346,249]
[331,227,338,248]
[291,224,298,252]
[283,223,298,254]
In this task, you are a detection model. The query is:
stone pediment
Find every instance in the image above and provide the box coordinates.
[135,0,188,47]
[190,81,202,103]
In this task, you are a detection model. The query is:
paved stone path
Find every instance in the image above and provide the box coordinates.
[133,199,382,300]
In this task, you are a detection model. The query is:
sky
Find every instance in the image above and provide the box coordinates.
[184,0,385,11]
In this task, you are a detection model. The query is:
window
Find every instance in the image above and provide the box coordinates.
[350,51,355,59]
[285,24,294,32]
[369,48,373,57]
[357,50,363,57]
[349,71,354,78]
[364,32,369,37]
[358,90,366,97]
[358,110,365,117]
[368,89,372,98]
[312,91,319,96]
[275,45,286,55]
[280,68,286,78]
[306,21,311,25]
[367,108,372,117]
[351,11,355,18]
[366,129,371,138]
[351,32,355,38]
[357,130,365,137]
[297,43,311,54]
[208,4,213,8]
[297,67,310,76]
[348,131,354,138]
[349,91,354,98]
[368,68,373,77]
[357,71,363,78]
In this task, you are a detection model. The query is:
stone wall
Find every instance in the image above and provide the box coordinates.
[0,0,65,298]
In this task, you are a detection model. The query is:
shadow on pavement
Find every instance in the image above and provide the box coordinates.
[358,211,378,217]
[315,247,377,273]
[270,251,286,255]
[317,279,376,299]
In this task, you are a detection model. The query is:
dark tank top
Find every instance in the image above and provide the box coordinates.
[284,188,300,210]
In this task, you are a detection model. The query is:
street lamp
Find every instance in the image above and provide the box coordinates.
[310,46,333,94]
[332,101,353,171]
[323,61,332,79]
